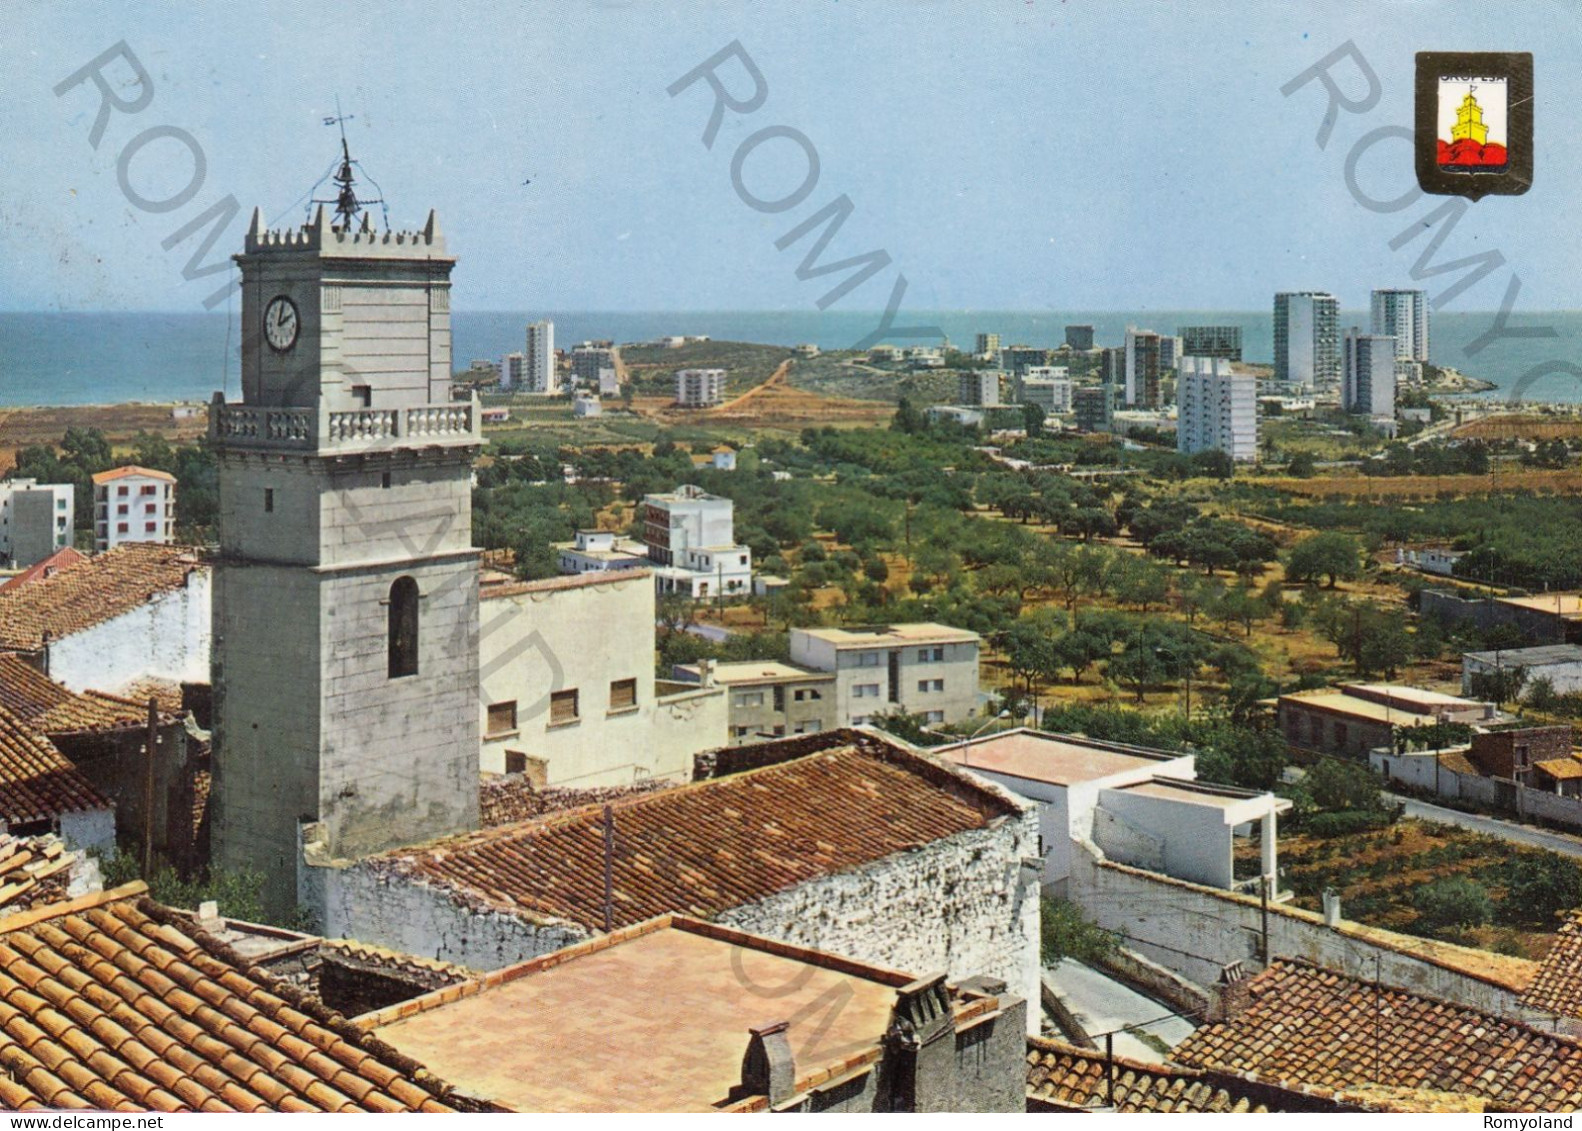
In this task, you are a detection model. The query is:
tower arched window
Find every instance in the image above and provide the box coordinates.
[388,576,420,678]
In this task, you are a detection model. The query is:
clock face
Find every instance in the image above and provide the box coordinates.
[264,295,300,352]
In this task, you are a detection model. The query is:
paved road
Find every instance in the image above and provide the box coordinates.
[1391,794,1582,859]
[1045,960,1195,1062]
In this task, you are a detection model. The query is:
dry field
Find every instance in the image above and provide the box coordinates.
[0,403,209,473]
[1264,467,1582,499]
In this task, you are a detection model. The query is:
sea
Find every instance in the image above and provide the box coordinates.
[3,308,1582,408]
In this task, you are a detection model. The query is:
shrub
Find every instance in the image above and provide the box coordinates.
[1041,899,1119,966]
[1307,810,1393,838]
[1412,876,1493,934]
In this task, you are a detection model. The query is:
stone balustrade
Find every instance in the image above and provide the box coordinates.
[211,398,479,452]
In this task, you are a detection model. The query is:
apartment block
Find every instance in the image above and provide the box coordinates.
[1177,356,1258,462]
[1179,325,1243,362]
[1123,328,1161,409]
[1064,324,1095,351]
[1273,292,1339,391]
[673,659,837,744]
[958,369,1002,407]
[675,368,726,408]
[92,466,175,552]
[0,479,74,567]
[643,484,751,598]
[1343,328,1397,418]
[525,319,557,393]
[789,623,980,726]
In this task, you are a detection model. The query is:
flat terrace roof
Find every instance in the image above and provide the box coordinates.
[1499,593,1582,618]
[364,917,911,1113]
[797,622,980,647]
[683,661,834,686]
[939,729,1183,788]
[1108,777,1292,815]
[1279,691,1439,727]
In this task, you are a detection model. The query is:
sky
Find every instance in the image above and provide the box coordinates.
[3,1,1579,314]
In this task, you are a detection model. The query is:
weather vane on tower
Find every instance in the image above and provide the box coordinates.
[307,97,389,230]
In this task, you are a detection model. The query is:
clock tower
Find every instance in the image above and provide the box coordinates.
[209,203,481,918]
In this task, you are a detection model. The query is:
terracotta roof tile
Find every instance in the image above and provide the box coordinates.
[1520,910,1582,1019]
[376,733,1022,931]
[0,705,110,826]
[1173,959,1582,1111]
[0,886,460,1112]
[0,657,154,736]
[0,549,89,595]
[0,543,204,651]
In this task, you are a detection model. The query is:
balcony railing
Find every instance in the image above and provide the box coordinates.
[210,396,481,452]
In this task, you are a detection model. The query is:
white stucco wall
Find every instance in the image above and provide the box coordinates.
[1068,841,1544,1025]
[478,575,726,785]
[313,803,1041,1033]
[49,569,211,693]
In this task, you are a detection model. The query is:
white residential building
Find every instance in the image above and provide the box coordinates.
[675,368,726,408]
[570,342,613,387]
[478,568,727,785]
[1273,291,1340,391]
[1177,356,1258,462]
[554,529,649,575]
[92,466,176,552]
[1018,367,1073,414]
[642,485,751,598]
[938,729,1287,897]
[789,622,980,727]
[525,320,556,394]
[572,392,603,418]
[0,479,74,567]
[1371,289,1430,364]
[672,659,837,744]
[1343,328,1397,418]
[499,352,525,391]
[958,370,1001,407]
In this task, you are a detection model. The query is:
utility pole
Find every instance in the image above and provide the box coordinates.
[602,804,615,934]
[1259,874,1270,964]
[142,698,158,878]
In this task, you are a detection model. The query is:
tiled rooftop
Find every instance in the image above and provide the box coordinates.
[364,916,914,1112]
[0,549,88,594]
[0,655,149,735]
[376,737,1021,931]
[0,703,110,826]
[0,885,460,1112]
[0,544,205,651]
[1519,910,1582,1020]
[1027,1037,1287,1112]
[90,465,176,485]
[477,777,673,828]
[1173,959,1582,1111]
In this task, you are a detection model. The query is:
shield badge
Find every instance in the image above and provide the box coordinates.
[1416,51,1533,200]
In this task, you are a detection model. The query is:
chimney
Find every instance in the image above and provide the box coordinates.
[884,972,957,1112]
[699,658,717,689]
[728,1021,796,1107]
[1322,888,1342,928]
[1207,962,1252,1022]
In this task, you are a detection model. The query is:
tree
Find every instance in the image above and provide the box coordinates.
[1287,451,1317,478]
[1497,854,1582,926]
[891,397,927,435]
[1285,531,1363,588]
[1304,757,1385,813]
[1413,876,1492,935]
[1023,401,1046,439]
[1468,665,1528,709]
[1108,644,1166,704]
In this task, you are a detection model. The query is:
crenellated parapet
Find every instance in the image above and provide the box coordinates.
[241,204,451,260]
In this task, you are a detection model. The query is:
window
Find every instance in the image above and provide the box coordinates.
[853,683,880,699]
[140,485,157,496]
[117,505,127,516]
[917,678,944,693]
[856,651,881,667]
[550,689,580,725]
[145,503,156,514]
[352,385,372,407]
[610,678,637,711]
[734,691,765,708]
[381,471,392,490]
[388,576,420,678]
[144,522,157,533]
[793,688,822,702]
[117,486,128,497]
[486,701,518,737]
[733,725,753,738]
[852,715,871,726]
[794,720,823,734]
[505,750,528,775]
[924,710,945,724]
[116,523,128,534]
[55,499,65,510]
[264,488,274,513]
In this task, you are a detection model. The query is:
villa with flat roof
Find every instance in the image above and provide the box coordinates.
[937,728,1288,896]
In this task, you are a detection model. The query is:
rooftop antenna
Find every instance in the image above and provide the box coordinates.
[307,97,389,230]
